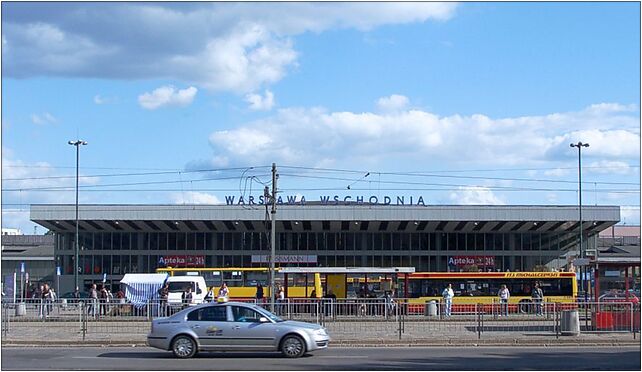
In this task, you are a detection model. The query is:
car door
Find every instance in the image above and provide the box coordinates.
[185,306,230,349]
[227,305,277,350]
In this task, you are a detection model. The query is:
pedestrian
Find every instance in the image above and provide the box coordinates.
[255,283,264,304]
[181,286,193,309]
[217,282,230,301]
[204,287,214,303]
[323,290,336,317]
[442,283,454,318]
[532,283,544,316]
[89,283,98,318]
[158,283,169,316]
[498,284,510,317]
[99,286,108,316]
[276,285,285,315]
[48,285,56,315]
[40,284,50,317]
[73,286,81,300]
[384,291,396,316]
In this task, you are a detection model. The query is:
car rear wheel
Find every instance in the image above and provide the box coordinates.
[281,335,305,358]
[172,335,197,359]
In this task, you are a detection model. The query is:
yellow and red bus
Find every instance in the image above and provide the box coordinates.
[156,267,322,299]
[400,271,577,312]
[157,266,414,300]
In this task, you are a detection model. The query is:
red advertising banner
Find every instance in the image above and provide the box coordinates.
[448,256,495,268]
[158,255,205,268]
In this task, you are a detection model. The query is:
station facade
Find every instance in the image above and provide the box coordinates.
[30,204,620,293]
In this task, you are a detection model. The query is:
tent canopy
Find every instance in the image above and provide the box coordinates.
[121,273,168,308]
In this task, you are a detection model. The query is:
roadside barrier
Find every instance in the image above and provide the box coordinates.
[1,298,639,343]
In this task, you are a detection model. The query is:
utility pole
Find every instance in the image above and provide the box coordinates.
[69,140,87,292]
[269,163,278,311]
[571,142,589,300]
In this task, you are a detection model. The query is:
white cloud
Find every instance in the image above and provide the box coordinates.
[543,168,570,177]
[1,149,101,232]
[245,90,275,111]
[138,86,197,110]
[3,3,458,92]
[30,112,57,125]
[585,103,637,115]
[449,186,505,205]
[170,191,222,204]
[94,94,118,105]
[376,94,409,112]
[587,160,635,175]
[204,102,640,168]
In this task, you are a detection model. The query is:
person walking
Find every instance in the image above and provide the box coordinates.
[442,284,454,318]
[181,286,193,309]
[532,282,544,316]
[41,284,51,318]
[36,284,45,318]
[89,283,98,318]
[204,287,214,303]
[217,282,230,302]
[99,286,108,316]
[498,284,510,317]
[255,283,264,304]
[158,283,169,316]
[276,285,285,315]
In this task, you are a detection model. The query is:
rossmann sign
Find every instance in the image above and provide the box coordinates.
[224,195,427,206]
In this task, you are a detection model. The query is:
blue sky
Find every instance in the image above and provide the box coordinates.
[2,2,640,233]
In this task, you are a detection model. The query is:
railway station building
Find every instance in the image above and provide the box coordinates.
[30,203,620,293]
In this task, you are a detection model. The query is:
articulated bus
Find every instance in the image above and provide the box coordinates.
[157,267,577,310]
[400,271,577,312]
[156,267,414,299]
[156,267,324,298]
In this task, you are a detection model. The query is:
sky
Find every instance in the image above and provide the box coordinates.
[1,2,640,234]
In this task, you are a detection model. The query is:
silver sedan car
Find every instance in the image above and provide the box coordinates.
[147,301,330,358]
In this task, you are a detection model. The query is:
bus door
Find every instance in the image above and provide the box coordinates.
[327,274,347,298]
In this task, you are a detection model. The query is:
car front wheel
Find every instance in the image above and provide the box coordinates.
[281,335,305,358]
[172,335,197,359]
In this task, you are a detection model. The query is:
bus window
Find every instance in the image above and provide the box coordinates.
[223,270,243,285]
[202,271,222,288]
[244,272,268,287]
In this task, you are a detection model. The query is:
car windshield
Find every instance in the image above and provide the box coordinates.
[168,282,195,292]
[252,305,284,322]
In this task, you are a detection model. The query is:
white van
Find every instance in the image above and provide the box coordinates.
[165,276,208,307]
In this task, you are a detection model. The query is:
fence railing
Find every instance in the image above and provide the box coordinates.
[1,299,639,343]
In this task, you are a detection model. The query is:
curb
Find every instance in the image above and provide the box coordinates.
[3,339,640,348]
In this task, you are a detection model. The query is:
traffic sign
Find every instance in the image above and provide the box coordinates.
[20,262,25,273]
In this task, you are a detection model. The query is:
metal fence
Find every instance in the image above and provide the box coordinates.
[1,299,639,343]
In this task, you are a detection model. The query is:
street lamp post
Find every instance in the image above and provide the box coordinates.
[570,141,589,299]
[69,140,87,291]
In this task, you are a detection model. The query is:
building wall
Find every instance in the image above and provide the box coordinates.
[54,230,591,292]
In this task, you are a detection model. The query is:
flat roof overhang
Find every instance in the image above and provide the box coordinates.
[31,204,620,234]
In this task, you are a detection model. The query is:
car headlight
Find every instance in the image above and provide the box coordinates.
[314,328,327,336]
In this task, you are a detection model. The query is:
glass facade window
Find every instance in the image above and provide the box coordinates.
[55,225,591,290]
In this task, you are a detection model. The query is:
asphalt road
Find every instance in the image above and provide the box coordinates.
[1,346,640,370]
